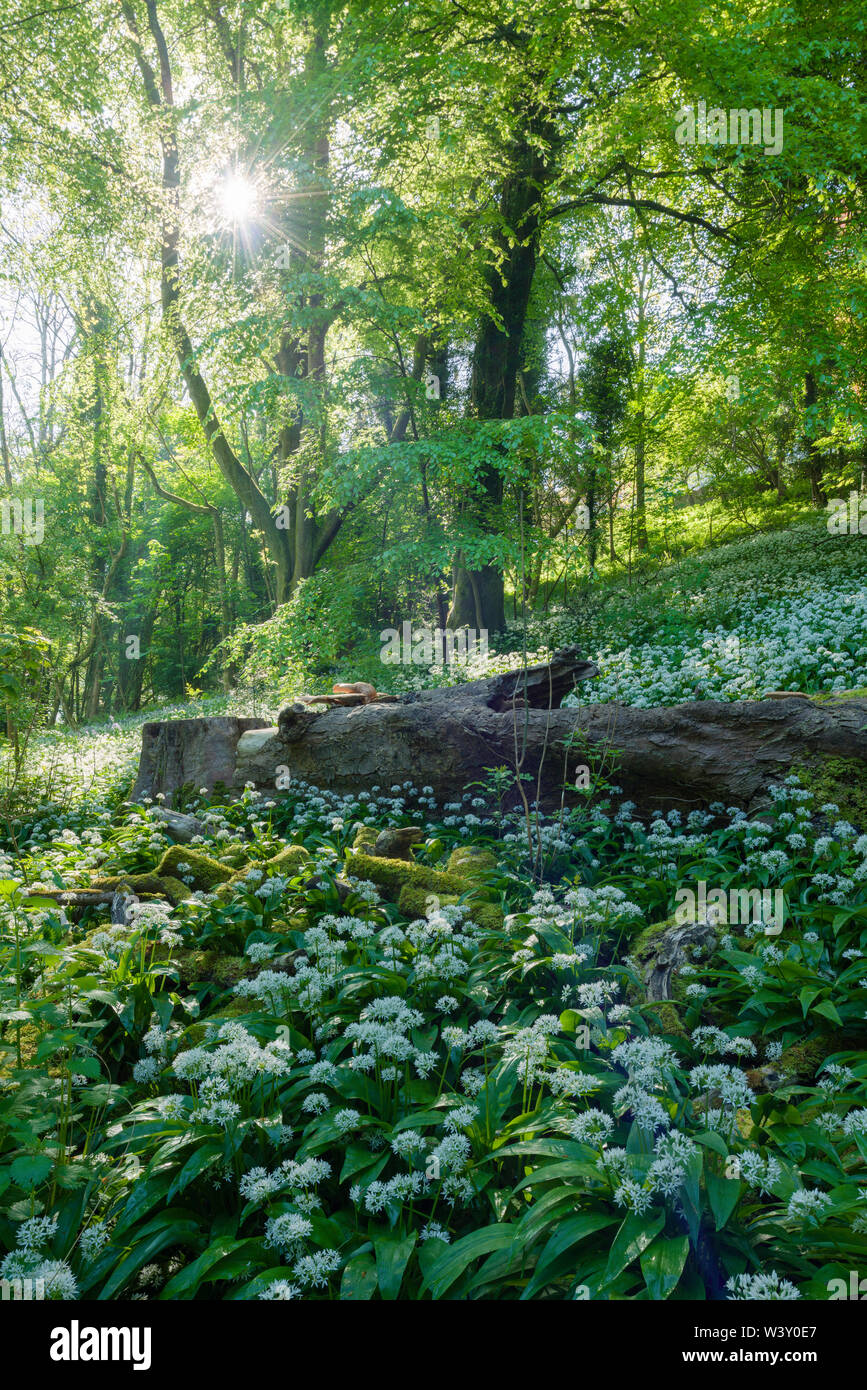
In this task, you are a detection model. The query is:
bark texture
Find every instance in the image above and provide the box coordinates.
[132,716,268,803]
[132,655,867,816]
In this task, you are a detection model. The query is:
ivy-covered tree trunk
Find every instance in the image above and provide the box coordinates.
[633,278,649,552]
[451,105,555,634]
[803,371,828,507]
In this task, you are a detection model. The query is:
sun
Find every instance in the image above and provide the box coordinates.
[220,173,258,225]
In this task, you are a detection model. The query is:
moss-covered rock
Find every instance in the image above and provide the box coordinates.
[264,844,311,876]
[776,1035,854,1082]
[222,847,254,869]
[642,998,689,1040]
[810,687,867,703]
[347,850,485,901]
[625,915,675,1003]
[183,995,259,1045]
[155,846,233,890]
[215,843,312,899]
[447,847,499,878]
[626,914,720,1015]
[790,756,867,829]
[93,872,192,905]
[352,826,379,852]
[397,883,504,932]
[156,947,253,988]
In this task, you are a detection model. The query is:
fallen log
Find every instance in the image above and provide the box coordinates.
[23,889,117,907]
[132,650,867,818]
[132,715,269,804]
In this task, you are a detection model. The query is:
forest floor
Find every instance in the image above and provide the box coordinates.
[1,516,866,1301]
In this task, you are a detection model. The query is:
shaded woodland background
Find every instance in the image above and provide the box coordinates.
[0,0,864,731]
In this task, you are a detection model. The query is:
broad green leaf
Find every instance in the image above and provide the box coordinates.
[10,1154,53,1190]
[601,1210,665,1287]
[641,1234,689,1300]
[813,1000,843,1027]
[694,1130,729,1158]
[161,1237,257,1298]
[421,1225,517,1299]
[99,1211,202,1300]
[167,1145,222,1203]
[521,1213,618,1299]
[706,1170,742,1231]
[341,1249,378,1301]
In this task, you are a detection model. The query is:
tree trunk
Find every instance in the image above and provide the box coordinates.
[455,103,555,633]
[633,277,649,551]
[803,371,827,506]
[0,345,12,487]
[123,0,295,600]
[448,558,506,633]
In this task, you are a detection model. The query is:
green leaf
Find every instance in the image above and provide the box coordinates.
[161,1238,257,1298]
[421,1224,517,1299]
[67,1056,102,1079]
[339,1144,390,1184]
[694,1130,729,1158]
[167,1144,222,1203]
[10,1154,53,1190]
[521,1213,618,1299]
[706,1170,742,1230]
[813,1000,843,1027]
[374,1229,417,1301]
[601,1210,665,1287]
[99,1211,202,1300]
[640,1234,689,1300]
[341,1249,378,1301]
[680,1150,704,1244]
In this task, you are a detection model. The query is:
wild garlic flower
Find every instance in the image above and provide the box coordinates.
[258,1280,301,1299]
[786,1189,832,1224]
[570,1110,614,1146]
[420,1222,451,1243]
[613,1179,654,1215]
[726,1271,800,1300]
[265,1213,313,1250]
[291,1249,341,1288]
[737,1152,782,1192]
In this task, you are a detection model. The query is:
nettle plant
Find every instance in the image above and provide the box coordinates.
[0,771,865,1299]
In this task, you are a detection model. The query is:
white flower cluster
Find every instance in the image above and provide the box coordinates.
[726,1271,801,1300]
[559,523,867,707]
[0,1216,78,1299]
[170,1021,294,1127]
